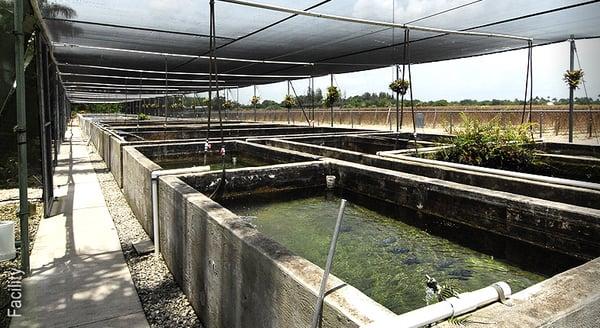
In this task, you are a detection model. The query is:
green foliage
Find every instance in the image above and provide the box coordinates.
[324,86,340,107]
[345,92,394,108]
[282,94,295,109]
[137,112,148,120]
[74,103,123,113]
[563,69,584,89]
[389,79,410,95]
[435,114,536,171]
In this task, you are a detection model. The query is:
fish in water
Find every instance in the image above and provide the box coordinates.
[402,256,421,265]
[436,259,457,270]
[380,237,397,245]
[339,225,352,233]
[388,246,410,254]
[448,269,473,280]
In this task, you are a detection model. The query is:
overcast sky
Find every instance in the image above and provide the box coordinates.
[227,38,600,104]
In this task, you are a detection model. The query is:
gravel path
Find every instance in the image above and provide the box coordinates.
[0,188,42,204]
[88,148,202,328]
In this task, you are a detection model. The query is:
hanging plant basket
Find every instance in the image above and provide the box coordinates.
[324,86,340,107]
[563,69,584,89]
[282,95,295,109]
[389,79,410,95]
[223,100,233,110]
[251,96,260,106]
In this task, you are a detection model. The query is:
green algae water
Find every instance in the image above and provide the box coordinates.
[226,194,545,315]
[155,153,270,171]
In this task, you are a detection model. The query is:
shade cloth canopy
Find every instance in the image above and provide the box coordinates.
[35,0,600,102]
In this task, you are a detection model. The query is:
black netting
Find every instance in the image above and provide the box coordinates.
[39,0,600,102]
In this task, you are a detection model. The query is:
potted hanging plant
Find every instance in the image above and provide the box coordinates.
[324,86,340,107]
[223,100,233,110]
[563,69,584,89]
[389,79,410,95]
[251,96,260,106]
[282,95,295,109]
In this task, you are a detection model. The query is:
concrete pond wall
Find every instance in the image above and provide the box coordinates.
[158,162,397,328]
[254,138,600,210]
[122,140,321,236]
[79,115,600,327]
[156,161,599,327]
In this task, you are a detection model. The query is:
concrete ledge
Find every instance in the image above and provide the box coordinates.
[436,257,600,328]
[257,138,600,210]
[122,140,321,236]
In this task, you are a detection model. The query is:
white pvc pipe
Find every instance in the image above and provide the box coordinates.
[151,166,210,256]
[363,282,511,328]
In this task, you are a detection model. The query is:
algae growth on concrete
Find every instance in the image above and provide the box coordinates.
[226,194,545,315]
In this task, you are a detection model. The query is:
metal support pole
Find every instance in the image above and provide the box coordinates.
[36,35,50,217]
[310,199,347,328]
[53,69,59,164]
[287,80,291,125]
[164,56,168,124]
[330,74,334,127]
[14,0,30,275]
[568,36,575,143]
[311,77,315,128]
[253,85,257,121]
[395,65,400,132]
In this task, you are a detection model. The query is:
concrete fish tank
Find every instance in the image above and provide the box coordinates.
[153,160,596,327]
[121,140,320,236]
[222,191,544,314]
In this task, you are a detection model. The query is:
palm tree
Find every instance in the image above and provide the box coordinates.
[0,0,77,115]
[1,0,76,33]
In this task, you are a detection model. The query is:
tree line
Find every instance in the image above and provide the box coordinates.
[74,90,600,113]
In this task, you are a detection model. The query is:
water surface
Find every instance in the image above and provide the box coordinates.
[226,194,545,314]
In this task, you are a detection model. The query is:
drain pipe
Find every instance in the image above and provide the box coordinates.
[363,282,511,328]
[151,166,210,256]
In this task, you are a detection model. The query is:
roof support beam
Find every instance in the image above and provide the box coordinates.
[51,42,315,66]
[58,63,311,78]
[60,72,224,83]
[218,0,533,41]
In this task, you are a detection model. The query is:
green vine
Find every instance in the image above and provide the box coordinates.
[324,86,340,107]
[563,69,584,89]
[389,79,410,95]
[282,95,295,109]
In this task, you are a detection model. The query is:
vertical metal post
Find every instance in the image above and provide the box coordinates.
[53,69,59,164]
[287,80,291,125]
[164,56,168,124]
[311,77,315,128]
[36,35,50,217]
[539,111,544,138]
[311,199,347,328]
[14,0,29,275]
[253,85,257,121]
[395,65,400,132]
[330,74,334,127]
[568,36,575,143]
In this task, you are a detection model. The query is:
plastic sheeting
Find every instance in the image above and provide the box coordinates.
[35,0,600,102]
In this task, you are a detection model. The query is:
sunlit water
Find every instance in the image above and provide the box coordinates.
[225,194,545,314]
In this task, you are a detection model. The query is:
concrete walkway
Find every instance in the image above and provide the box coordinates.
[11,124,149,328]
